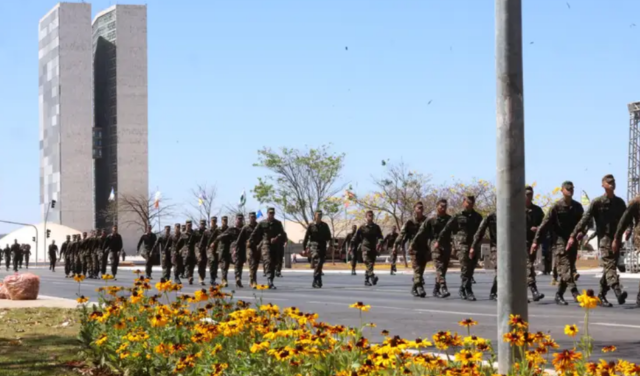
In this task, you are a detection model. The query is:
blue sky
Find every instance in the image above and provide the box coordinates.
[1,0,638,233]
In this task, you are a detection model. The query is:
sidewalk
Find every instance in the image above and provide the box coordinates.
[0,295,80,309]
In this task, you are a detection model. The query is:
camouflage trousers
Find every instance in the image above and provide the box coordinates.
[83,252,92,276]
[432,245,451,285]
[12,254,21,272]
[275,246,284,275]
[526,242,538,287]
[4,255,10,270]
[554,242,577,295]
[110,252,120,276]
[350,246,362,269]
[161,252,172,281]
[63,254,71,275]
[248,246,261,285]
[489,247,498,291]
[74,253,82,275]
[234,247,247,282]
[310,245,326,279]
[390,247,398,270]
[207,249,219,282]
[100,251,109,276]
[457,243,478,289]
[196,248,208,282]
[219,250,232,282]
[49,252,57,271]
[141,250,154,278]
[184,251,196,280]
[411,248,431,286]
[262,245,277,281]
[92,250,101,276]
[362,247,376,279]
[173,251,185,281]
[598,236,620,293]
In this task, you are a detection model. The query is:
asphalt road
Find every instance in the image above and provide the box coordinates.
[3,265,640,363]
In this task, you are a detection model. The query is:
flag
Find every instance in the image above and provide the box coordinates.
[108,188,115,202]
[198,192,204,206]
[256,210,263,219]
[154,191,161,209]
[581,191,591,207]
[239,190,246,207]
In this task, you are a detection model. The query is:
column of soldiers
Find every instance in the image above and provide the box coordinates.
[2,241,32,272]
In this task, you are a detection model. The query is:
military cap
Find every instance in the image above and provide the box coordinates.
[199,219,206,225]
[267,207,275,213]
[211,216,218,221]
[186,219,192,224]
[236,213,244,218]
[221,215,228,220]
[525,185,534,192]
[465,195,476,202]
[174,223,181,227]
[315,209,323,214]
[562,181,574,189]
[249,212,256,216]
[602,174,615,183]
[164,225,171,229]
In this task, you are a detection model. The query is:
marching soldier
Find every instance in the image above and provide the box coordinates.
[11,240,21,272]
[396,202,428,294]
[525,186,546,301]
[183,220,198,285]
[231,214,248,288]
[49,240,59,272]
[573,174,627,306]
[211,216,241,287]
[207,216,228,285]
[383,226,400,275]
[237,212,259,288]
[137,225,157,279]
[94,230,107,278]
[532,181,584,305]
[171,223,187,284]
[344,225,358,275]
[249,207,286,289]
[69,235,79,276]
[196,218,211,285]
[614,193,640,306]
[104,225,123,279]
[471,212,498,300]
[179,224,187,278]
[302,210,333,288]
[153,226,173,281]
[275,231,288,278]
[80,232,90,276]
[3,244,10,271]
[435,195,483,301]
[351,210,384,287]
[23,244,31,269]
[61,235,71,277]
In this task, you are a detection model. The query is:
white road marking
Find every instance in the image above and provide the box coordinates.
[415,308,496,317]
[590,322,640,329]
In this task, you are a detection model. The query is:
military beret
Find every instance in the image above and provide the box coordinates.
[267,207,275,213]
[211,216,217,221]
[236,213,244,218]
[186,220,192,224]
[249,212,256,216]
[562,181,574,188]
[221,216,228,220]
[199,219,206,225]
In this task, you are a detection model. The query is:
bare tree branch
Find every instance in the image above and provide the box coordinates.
[99,192,177,233]
[184,183,218,223]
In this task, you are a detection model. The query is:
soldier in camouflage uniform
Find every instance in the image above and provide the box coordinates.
[23,244,31,269]
[615,194,640,305]
[397,202,428,296]
[207,216,228,286]
[471,211,498,300]
[80,232,89,276]
[105,226,123,279]
[94,230,106,278]
[237,212,259,288]
[525,186,546,301]
[69,235,79,276]
[171,223,187,284]
[61,235,71,277]
[3,244,11,271]
[383,226,399,275]
[196,218,215,285]
[302,210,333,288]
[435,195,483,301]
[182,220,199,285]
[137,225,158,279]
[249,207,286,289]
[179,224,187,278]
[350,210,384,287]
[532,181,583,305]
[48,240,58,272]
[212,216,241,287]
[343,225,358,275]
[232,214,249,288]
[275,232,287,278]
[10,240,21,272]
[153,226,172,281]
[191,219,207,285]
[572,174,628,306]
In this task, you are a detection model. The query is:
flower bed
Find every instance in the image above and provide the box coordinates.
[76,272,640,376]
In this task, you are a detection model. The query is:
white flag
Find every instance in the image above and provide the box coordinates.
[154,191,161,209]
[108,188,115,202]
[239,190,246,206]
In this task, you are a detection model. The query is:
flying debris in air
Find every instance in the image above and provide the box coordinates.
[381,159,390,166]
[427,99,433,105]
[345,46,348,51]
[530,41,534,45]
[631,23,636,28]
[566,2,570,9]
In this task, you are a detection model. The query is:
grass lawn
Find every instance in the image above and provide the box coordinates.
[0,307,82,376]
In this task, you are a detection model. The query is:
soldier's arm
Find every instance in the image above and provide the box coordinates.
[350,227,363,251]
[410,219,431,251]
[616,200,639,241]
[249,225,263,248]
[571,199,597,238]
[533,206,556,244]
[394,221,409,247]
[302,226,311,250]
[471,216,490,249]
[324,223,333,249]
[136,236,144,252]
[436,215,458,244]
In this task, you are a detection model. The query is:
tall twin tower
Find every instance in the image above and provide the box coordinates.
[39,2,148,250]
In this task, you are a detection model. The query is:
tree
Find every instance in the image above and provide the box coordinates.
[348,161,435,229]
[99,192,177,233]
[439,178,497,216]
[252,145,346,229]
[530,183,561,212]
[185,183,218,223]
[220,203,256,221]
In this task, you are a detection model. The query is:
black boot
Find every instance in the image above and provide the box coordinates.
[312,277,319,289]
[268,279,277,290]
[466,285,476,302]
[530,285,545,302]
[351,269,356,276]
[411,285,420,297]
[598,291,613,307]
[364,277,372,287]
[555,293,568,306]
[571,288,580,302]
[318,277,323,288]
[236,280,244,288]
[614,286,628,305]
[416,285,426,298]
[459,286,467,300]
[440,283,451,298]
[390,267,395,276]
[490,281,498,301]
[433,283,441,298]
[371,275,379,286]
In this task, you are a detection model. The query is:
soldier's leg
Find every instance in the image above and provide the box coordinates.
[248,248,258,286]
[599,238,626,305]
[555,250,572,305]
[275,247,284,276]
[173,254,184,282]
[458,247,470,299]
[5,256,9,271]
[526,247,544,301]
[264,246,276,288]
[197,252,207,283]
[490,248,498,299]
[25,255,29,269]
[111,252,120,277]
[187,256,197,280]
[311,249,321,287]
[207,251,218,284]
[350,249,357,273]
[390,248,397,273]
[234,251,245,285]
[13,256,18,272]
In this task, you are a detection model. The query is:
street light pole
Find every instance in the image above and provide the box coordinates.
[495,0,528,373]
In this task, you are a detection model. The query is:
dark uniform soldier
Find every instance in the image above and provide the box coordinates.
[104,225,123,279]
[525,186,546,301]
[207,217,227,286]
[532,181,584,305]
[11,240,22,272]
[343,225,358,274]
[87,230,98,278]
[471,211,498,300]
[397,202,428,296]
[182,220,198,285]
[350,210,384,287]
[137,225,158,279]
[3,244,11,271]
[275,231,288,278]
[249,207,286,289]
[23,244,31,269]
[237,212,259,288]
[68,235,79,276]
[171,223,187,284]
[435,195,483,301]
[179,224,187,279]
[231,214,248,288]
[614,194,640,306]
[572,174,627,306]
[153,226,172,281]
[49,240,59,272]
[212,216,241,287]
[196,218,214,285]
[302,210,333,288]
[80,232,90,276]
[383,227,400,275]
[414,199,451,298]
[94,230,107,278]
[61,235,71,276]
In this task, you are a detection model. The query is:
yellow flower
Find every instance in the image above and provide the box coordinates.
[508,314,528,329]
[73,274,85,283]
[133,269,142,275]
[194,289,209,303]
[250,341,270,353]
[454,349,482,365]
[94,334,108,346]
[255,284,269,290]
[577,289,599,309]
[602,345,617,353]
[101,274,114,280]
[503,331,524,347]
[349,302,371,312]
[458,318,478,328]
[564,324,579,337]
[76,295,89,304]
[155,280,172,292]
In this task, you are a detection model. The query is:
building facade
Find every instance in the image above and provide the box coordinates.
[39,3,148,252]
[39,3,94,231]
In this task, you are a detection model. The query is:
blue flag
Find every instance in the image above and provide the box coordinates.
[256,210,263,219]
